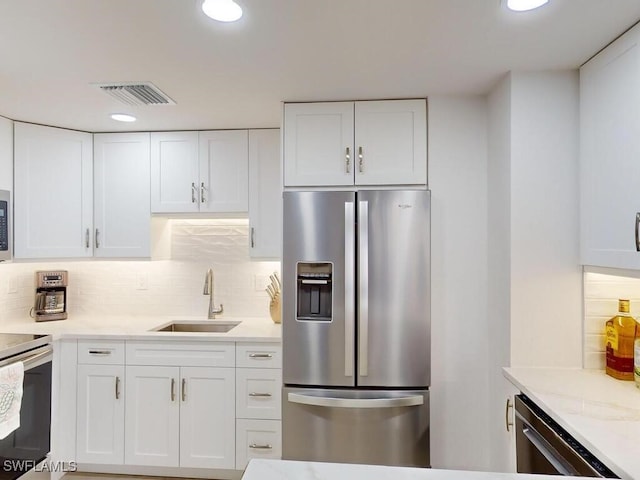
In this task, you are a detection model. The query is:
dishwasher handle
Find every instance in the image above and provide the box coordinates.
[521,424,577,476]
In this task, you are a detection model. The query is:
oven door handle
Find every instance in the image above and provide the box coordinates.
[0,345,53,371]
[521,424,577,476]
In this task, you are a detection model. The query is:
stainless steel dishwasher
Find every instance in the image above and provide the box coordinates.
[514,394,618,478]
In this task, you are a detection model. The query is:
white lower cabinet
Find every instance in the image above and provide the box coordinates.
[235,419,282,469]
[76,364,125,465]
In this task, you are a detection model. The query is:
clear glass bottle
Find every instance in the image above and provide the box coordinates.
[605,299,637,381]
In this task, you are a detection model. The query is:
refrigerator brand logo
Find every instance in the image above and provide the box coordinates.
[397,204,413,209]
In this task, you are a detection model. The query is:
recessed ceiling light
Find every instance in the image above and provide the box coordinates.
[506,0,549,12]
[202,0,243,22]
[110,113,137,122]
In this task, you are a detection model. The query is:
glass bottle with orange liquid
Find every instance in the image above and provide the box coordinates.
[605,299,637,381]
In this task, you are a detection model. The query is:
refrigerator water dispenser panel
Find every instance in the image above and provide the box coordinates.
[296,262,332,321]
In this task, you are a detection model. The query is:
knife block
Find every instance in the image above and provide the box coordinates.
[269,295,281,324]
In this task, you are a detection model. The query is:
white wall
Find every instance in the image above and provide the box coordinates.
[509,71,582,368]
[429,96,490,471]
[0,219,279,323]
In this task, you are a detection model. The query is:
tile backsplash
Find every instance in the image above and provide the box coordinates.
[583,270,640,369]
[0,219,280,322]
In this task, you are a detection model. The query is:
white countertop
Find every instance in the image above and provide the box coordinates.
[504,367,640,480]
[0,314,281,342]
[242,459,586,480]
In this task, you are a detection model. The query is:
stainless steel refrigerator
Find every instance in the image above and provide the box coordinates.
[282,190,430,467]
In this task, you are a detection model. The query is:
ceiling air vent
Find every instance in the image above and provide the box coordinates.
[95,82,176,106]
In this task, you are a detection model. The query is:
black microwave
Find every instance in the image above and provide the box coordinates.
[0,190,9,262]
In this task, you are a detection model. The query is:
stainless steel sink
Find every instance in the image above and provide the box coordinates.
[152,320,240,333]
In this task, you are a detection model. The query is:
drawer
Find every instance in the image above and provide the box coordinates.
[78,340,125,365]
[126,341,235,367]
[236,368,281,419]
[235,419,281,470]
[236,343,282,368]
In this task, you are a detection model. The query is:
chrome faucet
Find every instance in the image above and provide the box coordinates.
[203,268,224,319]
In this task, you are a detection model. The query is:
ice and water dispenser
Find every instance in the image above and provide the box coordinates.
[296,262,332,321]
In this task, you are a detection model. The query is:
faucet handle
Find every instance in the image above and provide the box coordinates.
[212,304,224,315]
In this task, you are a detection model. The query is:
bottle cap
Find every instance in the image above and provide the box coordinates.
[619,299,630,313]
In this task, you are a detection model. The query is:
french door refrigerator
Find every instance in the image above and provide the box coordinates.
[282,190,430,467]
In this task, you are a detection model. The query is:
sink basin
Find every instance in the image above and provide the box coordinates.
[152,321,241,333]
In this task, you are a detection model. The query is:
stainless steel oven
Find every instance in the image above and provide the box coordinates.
[515,394,618,478]
[0,335,52,480]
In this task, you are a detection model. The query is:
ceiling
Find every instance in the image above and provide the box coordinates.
[1,0,639,133]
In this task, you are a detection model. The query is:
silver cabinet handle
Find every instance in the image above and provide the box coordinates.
[288,392,424,409]
[88,350,111,356]
[250,227,255,248]
[505,398,513,432]
[95,228,100,248]
[635,213,640,252]
[191,183,197,203]
[249,392,272,398]
[344,201,355,378]
[115,376,121,400]
[182,378,186,402]
[248,353,273,359]
[171,378,176,402]
[249,444,273,450]
[345,147,351,173]
[201,182,206,203]
[85,228,90,248]
[358,200,369,377]
[358,146,364,172]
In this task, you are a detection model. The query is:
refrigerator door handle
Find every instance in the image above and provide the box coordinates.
[358,200,369,377]
[344,201,355,378]
[288,392,424,409]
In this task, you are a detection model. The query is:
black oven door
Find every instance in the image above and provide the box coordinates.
[515,394,618,478]
[0,347,52,480]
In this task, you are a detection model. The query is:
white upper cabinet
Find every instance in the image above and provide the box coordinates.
[283,99,427,187]
[199,130,248,213]
[580,24,640,269]
[249,129,281,259]
[284,102,355,187]
[150,132,200,213]
[151,130,248,214]
[94,133,150,258]
[14,123,93,258]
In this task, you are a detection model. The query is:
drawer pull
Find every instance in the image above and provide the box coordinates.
[249,443,272,450]
[115,376,121,400]
[249,353,273,359]
[249,392,272,398]
[88,350,112,356]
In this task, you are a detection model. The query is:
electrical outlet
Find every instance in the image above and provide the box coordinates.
[136,273,148,290]
[6,276,17,294]
[254,274,269,292]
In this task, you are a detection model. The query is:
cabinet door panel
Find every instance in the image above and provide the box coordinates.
[580,27,640,269]
[235,419,282,470]
[150,132,199,213]
[284,102,354,187]
[94,133,150,257]
[14,123,93,258]
[124,366,180,467]
[199,130,248,212]
[354,99,427,186]
[249,129,281,259]
[76,365,124,465]
[179,366,235,469]
[236,368,282,420]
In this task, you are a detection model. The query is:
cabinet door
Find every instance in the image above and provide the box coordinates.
[249,129,281,259]
[580,26,640,269]
[124,366,180,467]
[490,379,520,473]
[14,123,93,258]
[236,368,282,420]
[150,132,199,213]
[283,102,354,187]
[354,99,427,186]
[198,130,248,213]
[235,419,282,470]
[94,133,150,258]
[179,366,235,469]
[76,365,124,464]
